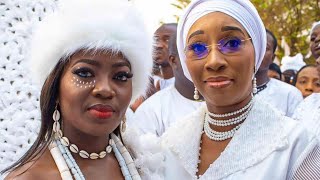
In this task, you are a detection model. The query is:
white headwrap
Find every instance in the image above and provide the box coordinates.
[29,0,152,102]
[311,21,320,34]
[177,0,266,81]
[280,53,306,72]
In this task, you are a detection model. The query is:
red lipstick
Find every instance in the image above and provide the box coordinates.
[88,104,114,119]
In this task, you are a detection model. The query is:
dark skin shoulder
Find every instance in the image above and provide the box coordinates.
[5,149,60,180]
[5,148,124,180]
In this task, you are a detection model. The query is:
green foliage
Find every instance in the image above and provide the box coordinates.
[172,0,320,64]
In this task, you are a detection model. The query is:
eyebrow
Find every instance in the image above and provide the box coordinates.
[73,59,100,66]
[221,26,245,36]
[112,60,131,69]
[73,59,131,69]
[187,30,204,42]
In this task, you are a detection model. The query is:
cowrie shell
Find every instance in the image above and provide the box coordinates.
[53,110,60,121]
[106,145,112,153]
[60,137,70,146]
[69,144,79,153]
[53,122,60,132]
[79,150,89,158]
[99,151,107,158]
[90,153,99,160]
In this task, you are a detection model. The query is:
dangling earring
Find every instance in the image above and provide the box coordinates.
[52,103,62,139]
[253,77,258,95]
[194,87,200,100]
[121,116,126,132]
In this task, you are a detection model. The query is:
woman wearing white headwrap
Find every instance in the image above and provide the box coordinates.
[293,21,320,142]
[131,0,320,179]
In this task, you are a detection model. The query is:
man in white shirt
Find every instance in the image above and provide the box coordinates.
[153,23,177,90]
[255,29,303,117]
[132,32,204,136]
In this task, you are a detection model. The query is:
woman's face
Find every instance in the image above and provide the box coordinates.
[295,66,320,98]
[310,25,320,59]
[58,50,132,136]
[185,12,255,107]
[268,70,281,80]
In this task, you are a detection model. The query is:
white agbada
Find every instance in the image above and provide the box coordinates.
[131,85,204,136]
[159,77,175,90]
[293,93,320,138]
[256,78,303,117]
[130,97,319,179]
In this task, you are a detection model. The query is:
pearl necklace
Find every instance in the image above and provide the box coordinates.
[206,98,253,118]
[206,102,253,127]
[53,109,112,160]
[204,99,253,141]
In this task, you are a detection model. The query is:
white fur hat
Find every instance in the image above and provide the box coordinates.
[29,0,152,101]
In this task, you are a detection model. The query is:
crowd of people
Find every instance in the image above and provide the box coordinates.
[1,0,320,179]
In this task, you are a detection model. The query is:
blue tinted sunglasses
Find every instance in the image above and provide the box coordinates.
[185,37,251,60]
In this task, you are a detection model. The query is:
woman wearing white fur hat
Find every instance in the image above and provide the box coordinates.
[133,0,320,179]
[2,0,152,179]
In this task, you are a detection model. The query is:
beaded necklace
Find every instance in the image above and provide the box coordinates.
[49,133,141,180]
[196,98,254,178]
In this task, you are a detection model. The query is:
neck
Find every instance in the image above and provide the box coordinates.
[174,76,196,100]
[63,125,110,156]
[255,70,270,86]
[206,93,252,115]
[160,65,174,79]
[205,94,253,138]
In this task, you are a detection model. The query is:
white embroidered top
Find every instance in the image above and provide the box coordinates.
[293,93,320,139]
[256,78,303,117]
[132,97,319,180]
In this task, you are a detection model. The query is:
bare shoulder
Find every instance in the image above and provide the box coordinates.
[4,149,60,180]
[4,161,38,180]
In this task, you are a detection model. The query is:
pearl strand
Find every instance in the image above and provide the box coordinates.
[195,130,204,179]
[204,118,242,141]
[206,104,253,126]
[206,98,253,118]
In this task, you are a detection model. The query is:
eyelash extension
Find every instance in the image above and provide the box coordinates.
[72,67,94,78]
[113,72,133,81]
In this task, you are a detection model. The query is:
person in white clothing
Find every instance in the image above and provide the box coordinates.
[153,23,177,91]
[132,32,204,136]
[292,22,320,139]
[255,29,303,117]
[130,1,320,179]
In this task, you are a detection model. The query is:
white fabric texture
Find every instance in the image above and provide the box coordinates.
[256,78,303,117]
[177,0,266,81]
[134,97,318,179]
[280,53,306,72]
[0,0,57,173]
[293,93,320,139]
[29,0,153,102]
[131,85,204,136]
[159,77,175,90]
